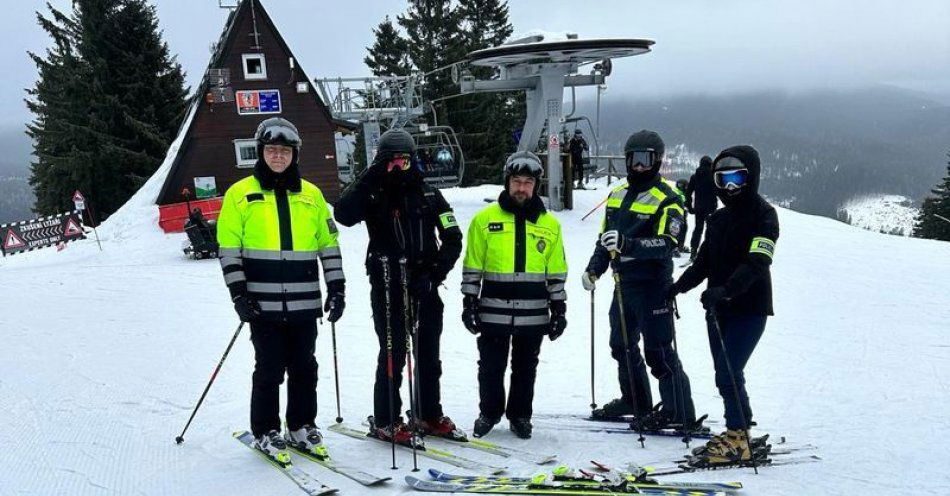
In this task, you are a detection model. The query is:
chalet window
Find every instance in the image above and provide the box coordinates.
[233,139,258,168]
[242,53,267,80]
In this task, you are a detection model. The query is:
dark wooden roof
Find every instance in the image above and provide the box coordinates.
[156,0,340,205]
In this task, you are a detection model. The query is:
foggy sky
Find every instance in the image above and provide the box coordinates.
[2,0,948,129]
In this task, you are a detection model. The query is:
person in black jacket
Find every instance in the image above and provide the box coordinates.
[668,145,779,466]
[334,129,464,444]
[568,129,589,189]
[685,156,718,260]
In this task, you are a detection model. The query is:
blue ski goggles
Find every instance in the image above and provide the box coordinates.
[714,168,749,190]
[626,149,658,170]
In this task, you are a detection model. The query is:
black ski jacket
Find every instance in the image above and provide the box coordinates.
[686,164,717,214]
[334,168,462,286]
[675,146,779,316]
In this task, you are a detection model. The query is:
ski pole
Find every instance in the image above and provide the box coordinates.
[669,296,689,448]
[581,196,609,221]
[399,258,420,472]
[610,252,646,448]
[381,256,397,470]
[707,310,758,474]
[175,321,244,444]
[589,288,597,411]
[331,320,343,424]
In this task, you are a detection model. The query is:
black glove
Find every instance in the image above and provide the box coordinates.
[700,286,729,311]
[324,291,345,323]
[462,295,480,335]
[232,294,262,323]
[548,301,567,341]
[409,274,434,299]
[362,162,387,188]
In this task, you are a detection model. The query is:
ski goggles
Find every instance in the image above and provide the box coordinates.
[505,155,544,178]
[714,168,750,190]
[259,125,301,147]
[386,153,413,172]
[626,149,657,170]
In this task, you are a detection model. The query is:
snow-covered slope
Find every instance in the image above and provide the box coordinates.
[837,194,919,236]
[1,177,948,495]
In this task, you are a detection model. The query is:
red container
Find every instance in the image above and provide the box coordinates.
[158,197,223,233]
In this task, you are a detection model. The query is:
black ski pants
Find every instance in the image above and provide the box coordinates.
[690,211,710,254]
[707,314,767,430]
[477,333,545,421]
[249,319,318,437]
[609,284,696,423]
[370,278,445,426]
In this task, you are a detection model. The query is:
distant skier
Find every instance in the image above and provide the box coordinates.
[461,151,568,439]
[569,129,590,189]
[668,145,779,466]
[685,156,718,260]
[581,130,697,431]
[216,117,345,463]
[334,129,464,445]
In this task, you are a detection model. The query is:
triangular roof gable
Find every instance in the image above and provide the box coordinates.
[156,0,334,204]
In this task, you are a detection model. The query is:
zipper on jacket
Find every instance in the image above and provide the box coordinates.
[514,215,526,272]
[275,188,293,317]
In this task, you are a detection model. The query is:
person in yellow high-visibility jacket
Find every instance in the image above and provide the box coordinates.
[216,117,344,463]
[461,151,568,440]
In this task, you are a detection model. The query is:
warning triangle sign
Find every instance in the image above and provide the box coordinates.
[4,229,25,250]
[64,218,83,237]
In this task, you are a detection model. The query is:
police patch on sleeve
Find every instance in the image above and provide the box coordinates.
[326,218,338,234]
[536,239,547,253]
[749,236,775,260]
[668,218,682,237]
[439,212,458,229]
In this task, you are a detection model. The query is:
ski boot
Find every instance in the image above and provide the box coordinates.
[414,415,468,442]
[285,424,329,460]
[509,417,533,439]
[368,415,424,449]
[590,398,643,422]
[692,430,769,456]
[254,429,291,466]
[685,429,770,468]
[473,414,499,438]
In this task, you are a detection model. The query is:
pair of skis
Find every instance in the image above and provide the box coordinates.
[407,467,741,495]
[233,430,391,495]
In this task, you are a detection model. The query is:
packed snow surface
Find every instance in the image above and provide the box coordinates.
[1,176,949,495]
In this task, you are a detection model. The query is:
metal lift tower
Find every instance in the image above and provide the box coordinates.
[461,34,654,210]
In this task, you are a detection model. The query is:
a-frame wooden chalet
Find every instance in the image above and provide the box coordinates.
[156,0,344,230]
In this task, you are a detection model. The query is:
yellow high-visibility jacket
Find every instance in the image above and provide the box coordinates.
[462,201,567,335]
[216,175,343,321]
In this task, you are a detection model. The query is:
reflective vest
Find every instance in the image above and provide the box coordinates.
[216,175,343,321]
[461,202,568,335]
[586,177,685,282]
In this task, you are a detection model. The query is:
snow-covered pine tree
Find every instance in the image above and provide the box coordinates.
[913,154,950,241]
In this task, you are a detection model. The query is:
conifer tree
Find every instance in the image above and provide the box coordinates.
[913,154,950,241]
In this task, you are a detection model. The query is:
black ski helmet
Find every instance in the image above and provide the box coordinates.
[374,129,416,165]
[624,130,665,182]
[255,117,301,166]
[256,117,302,148]
[504,151,544,193]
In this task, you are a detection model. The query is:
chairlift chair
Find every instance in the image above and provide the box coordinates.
[404,124,465,188]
